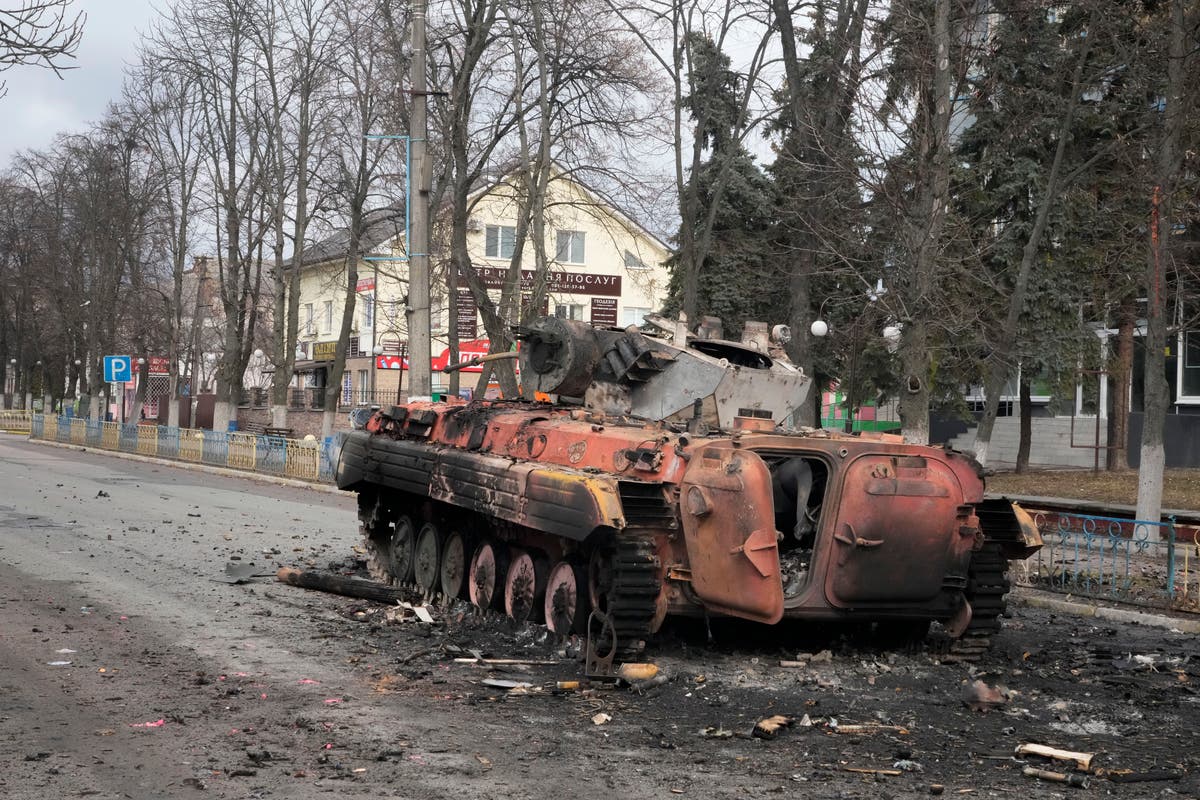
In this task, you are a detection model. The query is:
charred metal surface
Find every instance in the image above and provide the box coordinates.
[337,313,1041,649]
[976,498,1044,559]
[679,444,784,624]
[825,454,974,609]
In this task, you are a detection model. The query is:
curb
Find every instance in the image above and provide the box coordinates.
[24,437,349,497]
[1011,588,1200,634]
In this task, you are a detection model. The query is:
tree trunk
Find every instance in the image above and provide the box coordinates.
[1136,0,1185,531]
[899,0,952,444]
[899,318,931,444]
[1015,375,1032,473]
[1107,302,1134,471]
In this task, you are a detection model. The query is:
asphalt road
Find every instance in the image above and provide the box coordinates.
[2,436,1199,799]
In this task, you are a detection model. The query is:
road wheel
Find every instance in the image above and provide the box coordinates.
[388,515,417,585]
[545,560,589,636]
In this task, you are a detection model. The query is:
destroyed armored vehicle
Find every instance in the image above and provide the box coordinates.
[336,314,1042,657]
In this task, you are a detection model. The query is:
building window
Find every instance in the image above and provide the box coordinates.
[1180,330,1200,400]
[485,225,516,259]
[555,303,585,321]
[304,303,314,335]
[362,294,374,328]
[624,250,649,270]
[556,230,585,264]
[348,336,362,357]
[621,306,650,327]
[323,300,333,333]
[357,369,370,403]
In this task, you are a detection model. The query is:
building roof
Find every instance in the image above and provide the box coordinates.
[301,206,406,268]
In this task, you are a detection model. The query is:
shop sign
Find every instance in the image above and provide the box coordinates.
[591,297,618,326]
[473,267,621,297]
[312,340,338,360]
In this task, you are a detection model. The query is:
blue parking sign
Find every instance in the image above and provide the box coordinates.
[104,355,132,383]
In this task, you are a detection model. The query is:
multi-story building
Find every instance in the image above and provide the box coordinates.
[293,169,672,406]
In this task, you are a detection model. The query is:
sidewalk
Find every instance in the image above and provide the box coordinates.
[1012,586,1200,634]
[23,436,347,496]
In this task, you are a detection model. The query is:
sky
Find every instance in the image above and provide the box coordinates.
[0,0,159,165]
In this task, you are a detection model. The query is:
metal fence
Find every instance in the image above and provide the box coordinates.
[0,409,32,433]
[1016,510,1197,611]
[29,414,347,485]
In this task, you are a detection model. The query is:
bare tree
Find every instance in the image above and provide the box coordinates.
[126,45,205,427]
[319,0,399,437]
[253,0,337,429]
[0,1,85,96]
[154,0,274,432]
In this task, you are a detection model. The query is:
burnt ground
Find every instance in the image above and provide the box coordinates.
[2,436,1199,799]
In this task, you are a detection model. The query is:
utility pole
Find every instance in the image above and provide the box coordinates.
[407,0,433,398]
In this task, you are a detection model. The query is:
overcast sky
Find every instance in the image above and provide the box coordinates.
[0,0,159,165]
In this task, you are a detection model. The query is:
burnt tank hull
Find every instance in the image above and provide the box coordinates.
[337,399,1041,652]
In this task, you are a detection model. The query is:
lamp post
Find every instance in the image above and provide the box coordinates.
[371,344,384,405]
[7,357,15,408]
[23,358,32,411]
[36,359,47,413]
[810,307,897,434]
[73,359,81,414]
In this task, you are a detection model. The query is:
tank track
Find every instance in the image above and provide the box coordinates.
[942,543,1011,662]
[357,493,395,585]
[605,535,663,649]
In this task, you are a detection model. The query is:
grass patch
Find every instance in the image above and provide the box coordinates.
[987,469,1200,512]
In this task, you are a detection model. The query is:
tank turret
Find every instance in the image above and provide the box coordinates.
[516,315,809,430]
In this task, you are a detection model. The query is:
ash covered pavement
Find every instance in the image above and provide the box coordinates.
[2,436,1198,799]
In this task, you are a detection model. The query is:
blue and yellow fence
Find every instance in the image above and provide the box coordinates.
[1017,510,1192,612]
[29,414,346,485]
[1,409,32,433]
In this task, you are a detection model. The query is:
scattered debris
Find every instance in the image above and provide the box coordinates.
[892,759,924,773]
[616,662,659,682]
[482,678,534,691]
[1022,765,1089,788]
[1102,770,1183,783]
[843,766,903,777]
[275,567,415,604]
[383,603,436,624]
[592,712,612,725]
[215,562,274,584]
[452,657,558,666]
[1112,653,1186,672]
[1014,743,1094,771]
[474,754,492,769]
[700,726,733,739]
[129,719,166,728]
[753,715,795,739]
[46,660,71,667]
[832,722,910,735]
[962,679,1007,711]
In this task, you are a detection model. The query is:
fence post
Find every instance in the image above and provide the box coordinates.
[1167,516,1177,599]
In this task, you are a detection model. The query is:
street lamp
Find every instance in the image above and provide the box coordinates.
[809,311,897,434]
[371,344,384,404]
[35,360,45,413]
